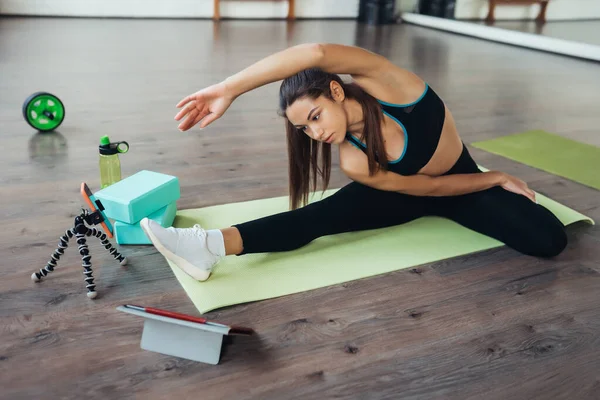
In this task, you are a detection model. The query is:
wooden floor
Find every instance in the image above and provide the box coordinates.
[1,16,599,400]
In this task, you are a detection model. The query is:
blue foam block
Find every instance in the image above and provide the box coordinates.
[114,201,177,245]
[95,170,180,224]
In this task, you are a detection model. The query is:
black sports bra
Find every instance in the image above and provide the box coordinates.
[345,83,446,176]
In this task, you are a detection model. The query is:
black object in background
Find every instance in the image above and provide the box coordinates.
[358,0,397,25]
[416,0,456,18]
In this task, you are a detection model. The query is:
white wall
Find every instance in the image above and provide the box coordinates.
[0,0,360,18]
[397,0,418,13]
[455,0,600,20]
[3,0,595,20]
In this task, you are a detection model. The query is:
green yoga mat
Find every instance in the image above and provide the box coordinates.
[166,187,593,314]
[472,130,600,190]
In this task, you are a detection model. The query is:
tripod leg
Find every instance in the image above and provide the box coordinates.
[77,229,97,299]
[90,228,128,266]
[32,229,74,282]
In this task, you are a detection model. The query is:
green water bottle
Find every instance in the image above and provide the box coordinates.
[99,135,129,188]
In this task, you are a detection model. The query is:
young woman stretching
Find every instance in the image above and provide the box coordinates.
[140,43,567,281]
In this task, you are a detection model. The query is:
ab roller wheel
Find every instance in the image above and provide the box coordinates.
[22,92,66,132]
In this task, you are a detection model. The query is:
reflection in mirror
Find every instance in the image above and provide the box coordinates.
[401,0,600,61]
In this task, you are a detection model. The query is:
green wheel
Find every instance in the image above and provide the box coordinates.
[22,92,66,132]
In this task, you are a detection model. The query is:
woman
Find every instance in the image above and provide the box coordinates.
[140,43,567,282]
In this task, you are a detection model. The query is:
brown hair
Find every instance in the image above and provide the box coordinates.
[278,67,386,210]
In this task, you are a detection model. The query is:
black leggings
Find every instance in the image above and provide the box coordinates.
[233,145,567,258]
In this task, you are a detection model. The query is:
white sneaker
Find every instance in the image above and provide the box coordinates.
[140,218,222,281]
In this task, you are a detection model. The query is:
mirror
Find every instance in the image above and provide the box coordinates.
[399,0,600,62]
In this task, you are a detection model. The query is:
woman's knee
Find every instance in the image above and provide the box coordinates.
[495,192,568,258]
[451,188,569,258]
[523,219,568,258]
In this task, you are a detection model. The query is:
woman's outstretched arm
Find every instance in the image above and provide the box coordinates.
[175,43,391,130]
[224,43,389,98]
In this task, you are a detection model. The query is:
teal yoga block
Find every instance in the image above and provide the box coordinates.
[95,170,180,224]
[114,201,177,245]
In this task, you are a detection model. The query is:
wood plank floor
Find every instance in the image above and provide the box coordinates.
[1,17,599,400]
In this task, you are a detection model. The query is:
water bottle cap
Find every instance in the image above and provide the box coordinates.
[99,136,129,155]
[115,142,129,153]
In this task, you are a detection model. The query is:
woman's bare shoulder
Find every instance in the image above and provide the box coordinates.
[315,44,427,104]
[351,65,428,105]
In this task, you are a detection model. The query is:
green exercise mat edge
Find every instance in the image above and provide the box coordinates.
[472,130,600,190]
[164,187,593,315]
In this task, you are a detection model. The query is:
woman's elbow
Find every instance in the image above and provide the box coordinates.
[294,43,325,58]
[311,43,326,66]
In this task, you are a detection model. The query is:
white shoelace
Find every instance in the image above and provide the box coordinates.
[178,224,207,239]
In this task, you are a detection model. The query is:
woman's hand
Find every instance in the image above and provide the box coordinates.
[499,172,537,203]
[174,81,234,131]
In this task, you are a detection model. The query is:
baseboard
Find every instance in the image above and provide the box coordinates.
[401,13,600,62]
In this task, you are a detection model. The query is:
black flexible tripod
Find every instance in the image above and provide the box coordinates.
[32,208,127,299]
